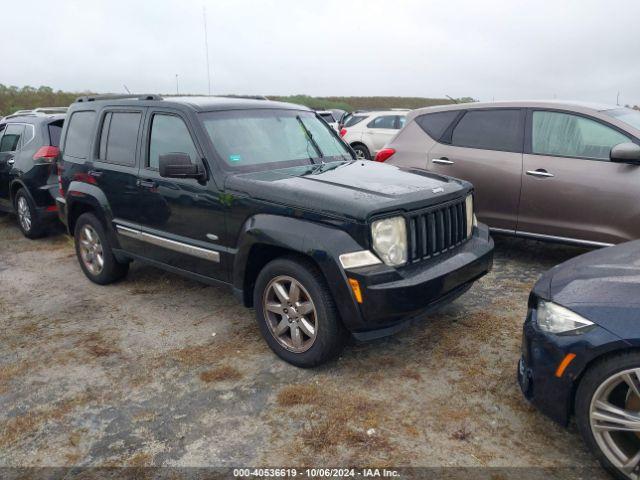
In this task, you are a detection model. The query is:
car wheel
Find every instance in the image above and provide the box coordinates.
[351,143,371,160]
[14,189,45,239]
[576,352,640,480]
[74,212,129,285]
[254,256,348,368]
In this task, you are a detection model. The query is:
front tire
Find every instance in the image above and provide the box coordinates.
[253,256,348,368]
[14,189,45,239]
[575,352,640,480]
[74,212,129,285]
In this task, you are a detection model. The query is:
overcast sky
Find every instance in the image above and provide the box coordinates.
[4,0,640,104]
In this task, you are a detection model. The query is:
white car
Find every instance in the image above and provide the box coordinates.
[316,110,339,131]
[339,110,409,160]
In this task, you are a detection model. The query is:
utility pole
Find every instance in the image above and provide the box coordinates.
[176,74,179,95]
[203,6,212,95]
[617,91,620,106]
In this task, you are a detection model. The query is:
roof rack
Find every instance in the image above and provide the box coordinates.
[4,107,68,120]
[218,95,269,101]
[75,94,163,103]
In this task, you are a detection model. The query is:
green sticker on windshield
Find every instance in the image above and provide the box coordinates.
[229,154,242,163]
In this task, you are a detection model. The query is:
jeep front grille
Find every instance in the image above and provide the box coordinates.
[406,197,468,263]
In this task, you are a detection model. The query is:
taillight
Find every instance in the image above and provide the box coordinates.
[375,148,396,162]
[33,146,60,163]
[340,128,347,137]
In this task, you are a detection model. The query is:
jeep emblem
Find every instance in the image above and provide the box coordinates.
[432,187,444,194]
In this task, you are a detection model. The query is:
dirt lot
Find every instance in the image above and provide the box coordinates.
[0,213,610,477]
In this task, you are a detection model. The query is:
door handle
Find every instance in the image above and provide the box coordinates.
[88,170,103,178]
[433,158,454,165]
[526,169,554,178]
[137,179,157,189]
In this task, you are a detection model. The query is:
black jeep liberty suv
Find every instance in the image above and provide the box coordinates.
[56,95,493,367]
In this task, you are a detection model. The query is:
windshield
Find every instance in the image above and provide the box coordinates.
[200,109,351,171]
[605,108,640,131]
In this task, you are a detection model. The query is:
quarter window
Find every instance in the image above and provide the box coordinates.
[99,112,141,166]
[532,111,631,160]
[148,114,199,170]
[415,110,459,140]
[64,111,97,159]
[0,124,25,152]
[452,109,523,152]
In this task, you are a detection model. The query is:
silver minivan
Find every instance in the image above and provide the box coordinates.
[379,101,640,247]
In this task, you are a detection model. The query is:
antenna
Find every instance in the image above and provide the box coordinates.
[123,84,131,94]
[203,6,212,95]
[617,91,620,106]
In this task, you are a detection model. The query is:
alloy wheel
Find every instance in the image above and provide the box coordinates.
[263,275,318,353]
[17,196,32,232]
[590,368,640,479]
[79,224,105,275]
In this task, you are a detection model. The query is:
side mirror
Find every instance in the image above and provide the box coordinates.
[610,143,640,165]
[158,153,203,179]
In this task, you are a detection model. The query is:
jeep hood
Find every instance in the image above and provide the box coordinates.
[224,161,470,221]
[544,240,640,337]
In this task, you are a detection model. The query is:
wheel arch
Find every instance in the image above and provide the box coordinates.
[9,179,31,207]
[569,344,640,420]
[232,214,365,331]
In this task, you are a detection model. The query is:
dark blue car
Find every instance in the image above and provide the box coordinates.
[519,240,640,480]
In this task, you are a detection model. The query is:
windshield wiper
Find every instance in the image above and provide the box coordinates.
[296,115,324,164]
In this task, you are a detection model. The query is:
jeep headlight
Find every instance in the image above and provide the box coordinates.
[371,216,407,267]
[465,194,474,238]
[537,300,594,334]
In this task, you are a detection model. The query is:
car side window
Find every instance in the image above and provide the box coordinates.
[452,109,523,152]
[98,111,141,166]
[0,124,25,152]
[415,110,459,140]
[368,115,397,129]
[532,111,631,160]
[344,115,366,127]
[396,116,406,129]
[148,114,199,170]
[64,111,97,159]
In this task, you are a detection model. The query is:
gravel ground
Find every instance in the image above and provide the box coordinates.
[0,213,610,477]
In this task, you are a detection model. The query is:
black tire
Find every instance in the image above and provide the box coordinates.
[253,256,348,368]
[575,352,640,480]
[351,143,371,160]
[74,212,129,285]
[14,189,45,239]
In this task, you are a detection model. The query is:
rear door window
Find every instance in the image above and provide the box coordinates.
[64,111,97,159]
[148,114,199,170]
[0,124,25,152]
[415,110,459,140]
[98,112,142,166]
[452,109,523,152]
[532,111,631,160]
[368,115,398,129]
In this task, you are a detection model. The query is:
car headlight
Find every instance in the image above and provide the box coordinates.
[537,300,594,334]
[371,216,407,267]
[465,194,474,238]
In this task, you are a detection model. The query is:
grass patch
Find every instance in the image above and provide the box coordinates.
[199,365,242,383]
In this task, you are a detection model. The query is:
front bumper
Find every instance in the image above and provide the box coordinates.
[518,304,625,426]
[347,223,494,340]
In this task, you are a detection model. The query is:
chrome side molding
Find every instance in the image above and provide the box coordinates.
[115,224,220,262]
[489,227,614,248]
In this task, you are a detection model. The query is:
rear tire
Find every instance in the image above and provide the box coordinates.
[351,143,371,160]
[74,212,129,285]
[575,352,640,480]
[254,256,348,368]
[14,189,45,239]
